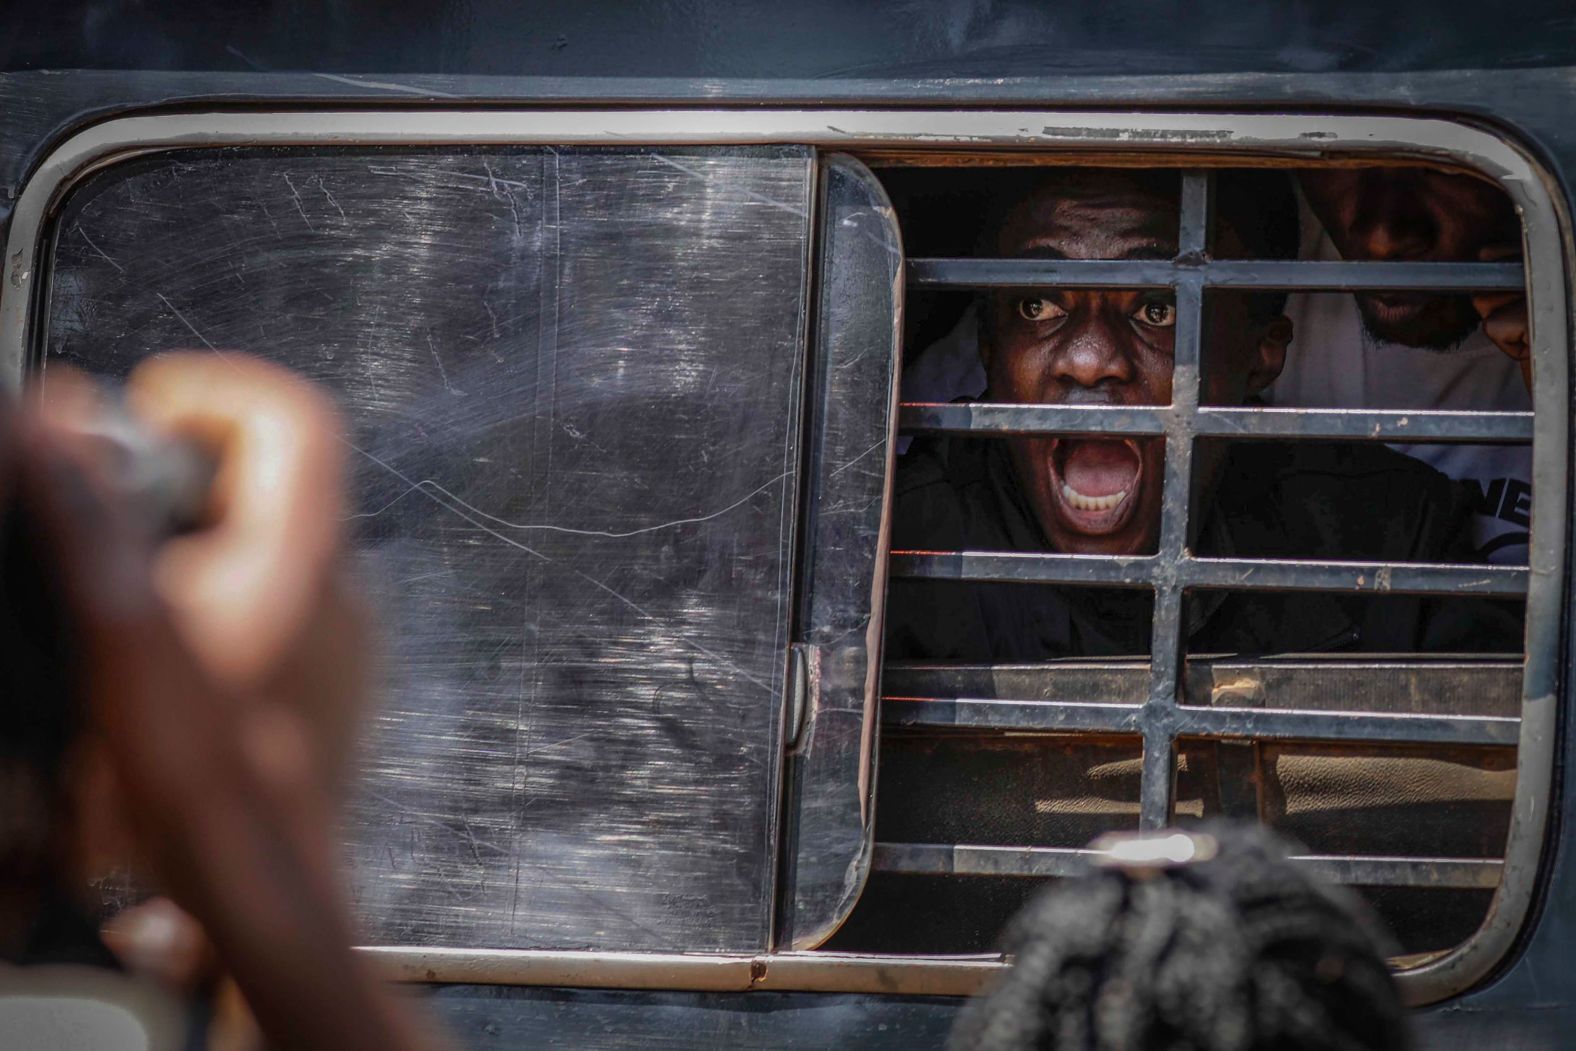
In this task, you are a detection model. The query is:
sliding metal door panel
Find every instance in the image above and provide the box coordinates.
[779,154,902,949]
[44,145,813,951]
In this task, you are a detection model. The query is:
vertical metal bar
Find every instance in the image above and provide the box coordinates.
[1139,726,1178,831]
[1177,171,1210,261]
[1139,171,1210,831]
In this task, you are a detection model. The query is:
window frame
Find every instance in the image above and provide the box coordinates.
[0,109,1564,1007]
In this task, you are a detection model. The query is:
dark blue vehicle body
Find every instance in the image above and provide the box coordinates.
[5,4,1572,1047]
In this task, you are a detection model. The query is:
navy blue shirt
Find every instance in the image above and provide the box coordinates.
[886,437,1522,661]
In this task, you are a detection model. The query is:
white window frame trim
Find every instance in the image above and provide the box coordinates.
[1,108,1565,1008]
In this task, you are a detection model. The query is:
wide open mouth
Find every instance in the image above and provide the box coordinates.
[1047,437,1145,537]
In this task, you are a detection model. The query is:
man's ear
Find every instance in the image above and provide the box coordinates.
[1245,314,1292,397]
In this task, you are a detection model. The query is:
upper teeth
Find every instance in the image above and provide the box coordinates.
[1061,483,1128,512]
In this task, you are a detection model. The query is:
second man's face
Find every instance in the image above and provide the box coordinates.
[1300,168,1520,350]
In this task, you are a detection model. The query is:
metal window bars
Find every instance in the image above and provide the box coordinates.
[878,170,1531,891]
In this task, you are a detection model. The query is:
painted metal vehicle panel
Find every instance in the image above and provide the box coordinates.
[47,144,815,953]
[4,4,1575,1048]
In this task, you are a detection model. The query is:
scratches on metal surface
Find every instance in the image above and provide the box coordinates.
[73,226,124,273]
[346,467,793,539]
[44,145,816,953]
[309,71,462,99]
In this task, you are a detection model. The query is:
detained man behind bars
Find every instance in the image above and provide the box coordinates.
[885,169,1523,662]
[1270,168,1532,565]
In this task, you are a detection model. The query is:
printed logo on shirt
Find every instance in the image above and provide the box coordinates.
[1465,476,1532,559]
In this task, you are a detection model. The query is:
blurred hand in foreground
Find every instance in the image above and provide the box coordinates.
[15,353,447,1051]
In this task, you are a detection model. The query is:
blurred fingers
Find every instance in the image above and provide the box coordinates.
[124,352,348,689]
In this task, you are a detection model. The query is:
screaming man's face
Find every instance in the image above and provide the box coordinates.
[981,180,1287,556]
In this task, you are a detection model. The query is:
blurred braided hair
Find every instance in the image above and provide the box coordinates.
[948,821,1410,1051]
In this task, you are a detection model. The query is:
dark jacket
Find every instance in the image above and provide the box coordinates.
[886,437,1523,661]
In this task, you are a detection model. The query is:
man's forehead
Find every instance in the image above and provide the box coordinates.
[998,188,1178,259]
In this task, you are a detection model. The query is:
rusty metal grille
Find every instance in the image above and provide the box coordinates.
[877,170,1532,893]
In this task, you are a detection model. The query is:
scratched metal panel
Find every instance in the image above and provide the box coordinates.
[42,145,813,951]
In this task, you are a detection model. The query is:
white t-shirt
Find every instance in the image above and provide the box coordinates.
[1267,223,1532,565]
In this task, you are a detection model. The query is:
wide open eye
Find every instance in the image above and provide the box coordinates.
[1017,297,1068,322]
[1133,298,1177,328]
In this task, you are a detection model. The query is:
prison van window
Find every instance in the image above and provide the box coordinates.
[821,161,1539,980]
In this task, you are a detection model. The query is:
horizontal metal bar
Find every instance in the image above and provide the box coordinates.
[891,551,1529,598]
[363,946,1004,996]
[874,843,1094,878]
[1182,557,1529,597]
[1207,260,1525,292]
[907,257,1525,292]
[884,697,1144,734]
[1173,705,1519,746]
[885,660,1147,706]
[872,843,1501,889]
[890,551,1156,588]
[883,658,1523,718]
[1300,855,1503,890]
[900,402,1167,437]
[909,258,1176,289]
[882,697,1518,746]
[899,403,1534,444]
[1197,407,1534,444]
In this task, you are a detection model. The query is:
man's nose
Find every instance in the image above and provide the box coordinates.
[1350,172,1435,260]
[1047,317,1137,392]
